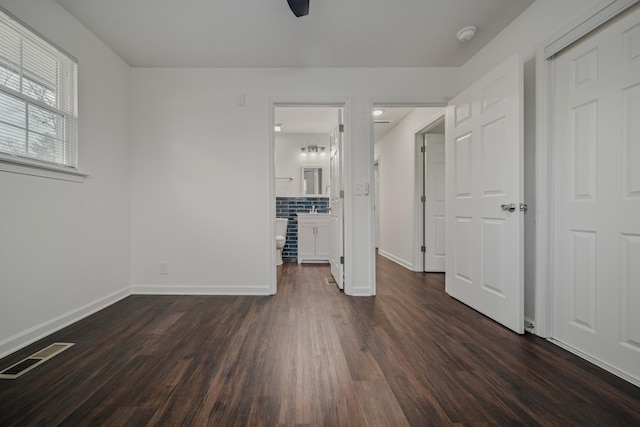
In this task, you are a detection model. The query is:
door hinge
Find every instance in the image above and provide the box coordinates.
[421,146,425,153]
[340,256,344,264]
[339,124,344,133]
[421,246,426,253]
[421,195,426,203]
[339,190,344,198]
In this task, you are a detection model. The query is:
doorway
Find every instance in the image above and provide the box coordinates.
[372,106,445,273]
[273,104,345,291]
[419,115,446,272]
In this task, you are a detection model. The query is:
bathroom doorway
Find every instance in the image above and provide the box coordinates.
[273,105,345,289]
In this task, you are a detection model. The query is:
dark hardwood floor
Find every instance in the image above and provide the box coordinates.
[1,255,639,426]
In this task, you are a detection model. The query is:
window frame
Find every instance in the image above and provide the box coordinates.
[0,7,87,182]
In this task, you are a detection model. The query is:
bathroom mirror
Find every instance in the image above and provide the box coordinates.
[302,167,325,195]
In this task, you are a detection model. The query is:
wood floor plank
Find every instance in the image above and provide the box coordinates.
[1,255,639,426]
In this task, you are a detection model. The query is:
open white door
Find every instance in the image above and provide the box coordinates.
[329,109,344,289]
[445,52,524,334]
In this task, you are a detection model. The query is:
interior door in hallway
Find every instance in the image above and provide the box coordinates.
[445,52,524,334]
[423,132,446,272]
[552,5,640,383]
[329,109,344,290]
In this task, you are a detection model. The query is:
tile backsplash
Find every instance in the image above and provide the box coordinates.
[276,197,330,260]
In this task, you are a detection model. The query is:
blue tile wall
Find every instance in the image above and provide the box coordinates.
[276,197,330,260]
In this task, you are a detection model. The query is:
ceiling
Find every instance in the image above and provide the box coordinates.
[373,108,414,142]
[54,0,535,68]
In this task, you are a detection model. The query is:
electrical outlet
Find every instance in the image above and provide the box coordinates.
[159,262,168,275]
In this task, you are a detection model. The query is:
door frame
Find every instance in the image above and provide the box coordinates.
[268,97,351,295]
[414,112,446,272]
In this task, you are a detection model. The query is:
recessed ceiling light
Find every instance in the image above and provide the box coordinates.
[373,109,384,117]
[275,124,282,132]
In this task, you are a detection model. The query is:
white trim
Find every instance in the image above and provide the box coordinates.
[534,45,554,338]
[0,154,88,183]
[267,100,277,295]
[543,0,640,59]
[378,249,413,271]
[0,287,130,359]
[413,133,425,272]
[549,339,640,388]
[131,285,272,296]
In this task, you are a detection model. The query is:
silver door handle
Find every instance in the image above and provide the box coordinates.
[500,203,516,212]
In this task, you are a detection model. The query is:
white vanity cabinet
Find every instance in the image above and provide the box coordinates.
[297,213,330,263]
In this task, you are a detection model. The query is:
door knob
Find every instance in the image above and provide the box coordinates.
[500,203,516,212]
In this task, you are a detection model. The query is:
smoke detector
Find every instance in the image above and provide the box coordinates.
[456,26,476,42]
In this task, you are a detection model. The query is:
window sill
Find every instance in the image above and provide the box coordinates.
[0,155,89,183]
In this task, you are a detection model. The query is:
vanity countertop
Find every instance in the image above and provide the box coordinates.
[296,212,330,217]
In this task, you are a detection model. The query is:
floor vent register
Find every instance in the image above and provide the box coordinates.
[0,343,74,380]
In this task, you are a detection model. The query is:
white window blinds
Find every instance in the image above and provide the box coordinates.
[0,9,78,168]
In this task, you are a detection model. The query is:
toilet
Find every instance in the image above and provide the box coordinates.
[275,218,288,266]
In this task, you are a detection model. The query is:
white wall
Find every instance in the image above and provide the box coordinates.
[130,68,459,296]
[374,108,444,270]
[0,0,131,357]
[460,0,601,89]
[276,133,331,198]
[459,0,601,323]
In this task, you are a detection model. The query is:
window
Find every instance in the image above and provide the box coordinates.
[0,9,78,170]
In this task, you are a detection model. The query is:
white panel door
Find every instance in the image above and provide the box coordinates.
[445,52,524,334]
[329,110,344,289]
[553,6,640,382]
[424,133,446,272]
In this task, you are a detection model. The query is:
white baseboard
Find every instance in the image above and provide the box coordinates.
[132,284,273,296]
[378,249,413,271]
[0,287,131,359]
[549,338,640,388]
[349,288,376,297]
